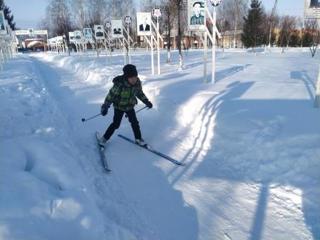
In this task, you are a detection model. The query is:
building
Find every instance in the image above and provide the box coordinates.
[15,29,48,51]
[220,30,243,48]
[304,0,320,24]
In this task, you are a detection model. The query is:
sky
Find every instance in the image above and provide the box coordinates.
[5,0,49,29]
[262,0,305,18]
[5,0,305,30]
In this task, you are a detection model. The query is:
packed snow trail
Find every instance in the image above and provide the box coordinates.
[0,55,157,240]
[30,56,160,239]
[1,49,320,240]
[30,53,199,240]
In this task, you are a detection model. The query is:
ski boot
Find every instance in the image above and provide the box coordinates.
[135,138,147,147]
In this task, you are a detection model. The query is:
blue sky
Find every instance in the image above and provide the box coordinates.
[5,0,305,29]
[262,0,305,17]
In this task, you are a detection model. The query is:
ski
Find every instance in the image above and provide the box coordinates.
[95,132,111,172]
[118,134,185,166]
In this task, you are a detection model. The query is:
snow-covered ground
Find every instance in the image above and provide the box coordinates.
[0,48,319,240]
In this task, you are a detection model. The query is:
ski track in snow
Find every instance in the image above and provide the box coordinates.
[31,56,158,240]
[0,55,156,239]
[1,49,320,240]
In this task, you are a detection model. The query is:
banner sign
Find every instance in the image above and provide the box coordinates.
[111,20,123,38]
[15,29,48,36]
[94,25,105,40]
[83,28,93,41]
[124,16,132,25]
[74,30,83,43]
[69,31,75,43]
[188,0,206,31]
[137,12,152,36]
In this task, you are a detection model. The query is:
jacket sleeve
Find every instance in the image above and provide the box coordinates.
[136,81,149,103]
[104,84,120,104]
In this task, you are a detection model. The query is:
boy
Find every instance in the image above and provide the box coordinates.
[98,64,153,146]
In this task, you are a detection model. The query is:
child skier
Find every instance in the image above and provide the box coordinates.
[98,64,153,146]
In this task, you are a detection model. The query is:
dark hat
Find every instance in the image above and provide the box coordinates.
[123,64,138,78]
[193,1,204,7]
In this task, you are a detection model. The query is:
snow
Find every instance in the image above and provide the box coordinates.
[0,48,319,240]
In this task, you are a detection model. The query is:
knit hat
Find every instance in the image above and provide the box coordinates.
[123,64,138,78]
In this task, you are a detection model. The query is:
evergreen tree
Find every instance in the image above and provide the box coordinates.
[241,0,264,49]
[302,31,313,47]
[289,30,300,47]
[0,0,3,12]
[0,0,16,30]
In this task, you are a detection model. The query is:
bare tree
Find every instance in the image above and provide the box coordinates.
[71,0,88,29]
[233,0,248,47]
[171,0,186,69]
[218,0,248,48]
[217,2,232,48]
[278,15,296,53]
[260,11,279,46]
[45,0,72,39]
[304,19,320,57]
[140,0,159,11]
[297,17,304,48]
[88,0,109,26]
[113,0,136,18]
[266,12,280,46]
[161,0,176,62]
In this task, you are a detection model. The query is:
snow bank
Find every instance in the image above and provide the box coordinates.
[35,49,320,240]
[0,55,141,240]
[2,49,319,240]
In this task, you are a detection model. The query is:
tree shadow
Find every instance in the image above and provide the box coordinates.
[249,182,270,240]
[147,74,320,240]
[302,186,320,240]
[216,64,252,83]
[188,94,320,240]
[291,70,316,101]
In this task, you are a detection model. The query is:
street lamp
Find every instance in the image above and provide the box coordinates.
[105,21,111,30]
[209,0,222,7]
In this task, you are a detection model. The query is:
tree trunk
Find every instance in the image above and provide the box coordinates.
[177,1,183,69]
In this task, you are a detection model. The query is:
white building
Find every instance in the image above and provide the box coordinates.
[304,0,320,24]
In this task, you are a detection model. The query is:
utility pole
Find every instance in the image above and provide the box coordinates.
[268,0,278,48]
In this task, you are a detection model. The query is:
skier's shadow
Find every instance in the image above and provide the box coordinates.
[111,131,199,240]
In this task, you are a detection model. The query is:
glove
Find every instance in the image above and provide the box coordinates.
[145,100,153,109]
[101,103,110,116]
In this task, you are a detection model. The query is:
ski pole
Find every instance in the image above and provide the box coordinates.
[125,106,148,118]
[136,106,148,114]
[81,113,102,122]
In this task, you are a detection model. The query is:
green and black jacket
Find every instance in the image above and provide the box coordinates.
[104,75,149,111]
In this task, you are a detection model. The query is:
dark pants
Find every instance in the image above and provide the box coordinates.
[104,108,142,140]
